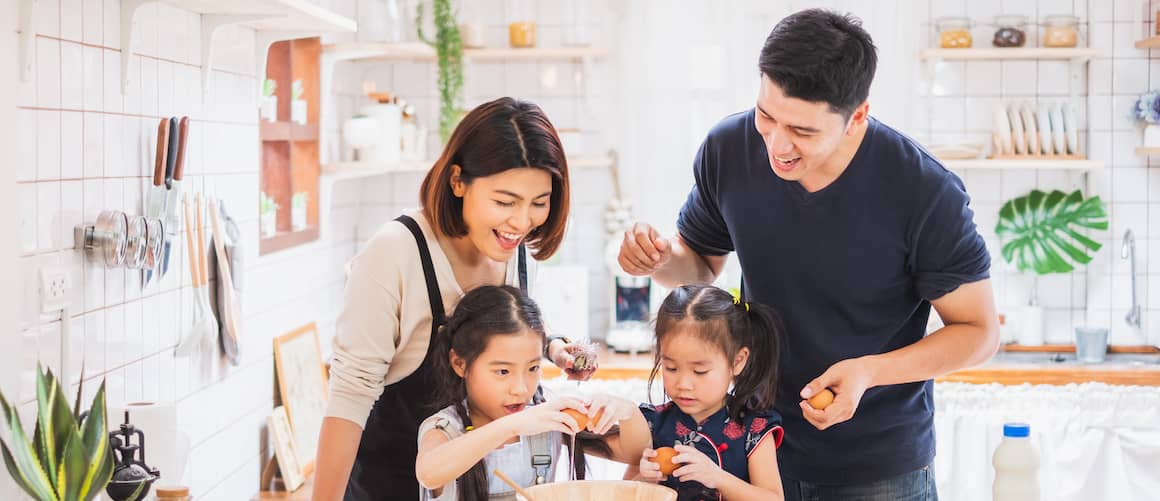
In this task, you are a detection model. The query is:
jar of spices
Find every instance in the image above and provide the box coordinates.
[1042,15,1079,47]
[992,15,1027,47]
[936,17,973,49]
[156,486,191,501]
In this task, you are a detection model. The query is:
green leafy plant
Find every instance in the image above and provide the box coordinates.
[291,80,304,101]
[417,0,464,143]
[0,365,114,501]
[262,79,277,98]
[995,189,1108,274]
[291,192,307,209]
[260,192,280,215]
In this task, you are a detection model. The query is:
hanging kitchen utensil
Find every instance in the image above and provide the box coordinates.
[142,118,170,287]
[76,210,129,268]
[161,116,189,282]
[174,194,219,357]
[208,198,240,365]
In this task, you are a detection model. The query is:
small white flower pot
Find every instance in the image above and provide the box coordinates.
[261,211,278,237]
[260,95,278,122]
[291,99,308,125]
[291,205,307,231]
[1145,123,1160,147]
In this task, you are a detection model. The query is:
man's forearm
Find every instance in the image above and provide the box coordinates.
[650,238,719,288]
[865,321,999,388]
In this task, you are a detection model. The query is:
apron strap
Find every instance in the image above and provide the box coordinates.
[527,431,553,484]
[518,244,528,292]
[395,215,446,326]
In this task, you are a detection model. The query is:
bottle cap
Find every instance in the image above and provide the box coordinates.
[1003,422,1030,438]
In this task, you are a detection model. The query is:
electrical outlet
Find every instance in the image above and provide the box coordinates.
[39,266,70,314]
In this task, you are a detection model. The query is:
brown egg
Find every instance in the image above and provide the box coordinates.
[808,388,835,410]
[563,408,589,430]
[651,447,678,475]
[562,408,603,432]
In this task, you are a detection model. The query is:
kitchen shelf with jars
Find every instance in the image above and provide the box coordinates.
[922,14,1103,172]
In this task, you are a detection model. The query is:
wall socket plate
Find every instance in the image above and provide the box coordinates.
[39,266,70,314]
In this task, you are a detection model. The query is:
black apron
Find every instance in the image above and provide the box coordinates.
[345,214,527,500]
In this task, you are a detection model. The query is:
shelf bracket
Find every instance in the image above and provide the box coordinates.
[201,14,278,102]
[255,30,315,104]
[120,0,150,93]
[18,0,37,82]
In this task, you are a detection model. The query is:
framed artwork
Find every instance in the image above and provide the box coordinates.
[267,406,305,491]
[273,322,329,476]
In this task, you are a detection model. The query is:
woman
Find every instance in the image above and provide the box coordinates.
[312,97,595,500]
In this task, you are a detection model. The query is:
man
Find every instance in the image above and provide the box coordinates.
[619,9,999,500]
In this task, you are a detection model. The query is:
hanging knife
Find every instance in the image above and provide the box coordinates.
[142,118,170,288]
[160,116,189,281]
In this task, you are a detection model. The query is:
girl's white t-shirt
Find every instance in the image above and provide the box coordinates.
[417,405,563,500]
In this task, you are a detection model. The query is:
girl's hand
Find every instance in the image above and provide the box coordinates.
[584,393,638,435]
[670,444,726,489]
[636,448,665,482]
[499,397,586,437]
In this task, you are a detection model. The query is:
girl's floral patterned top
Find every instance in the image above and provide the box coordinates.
[640,400,784,501]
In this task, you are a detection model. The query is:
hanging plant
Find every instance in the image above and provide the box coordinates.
[994,189,1108,274]
[417,0,464,143]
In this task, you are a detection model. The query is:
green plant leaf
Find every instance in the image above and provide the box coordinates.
[0,391,57,501]
[995,189,1107,275]
[78,382,114,501]
[55,428,85,501]
[36,366,77,492]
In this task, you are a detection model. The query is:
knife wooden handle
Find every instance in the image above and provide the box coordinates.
[174,116,189,181]
[154,118,169,187]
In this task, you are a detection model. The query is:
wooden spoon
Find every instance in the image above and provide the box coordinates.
[493,469,536,501]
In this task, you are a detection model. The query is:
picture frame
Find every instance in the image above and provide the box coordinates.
[273,322,329,477]
[267,406,305,491]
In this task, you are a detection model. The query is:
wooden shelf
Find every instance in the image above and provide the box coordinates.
[1136,147,1160,156]
[259,226,320,255]
[941,158,1103,170]
[920,47,1101,62]
[1135,36,1160,49]
[1001,344,1160,354]
[321,154,615,180]
[260,122,319,142]
[323,42,609,63]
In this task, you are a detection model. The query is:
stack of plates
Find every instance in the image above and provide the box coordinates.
[992,101,1079,156]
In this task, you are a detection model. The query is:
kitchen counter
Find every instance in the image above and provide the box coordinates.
[543,344,1160,386]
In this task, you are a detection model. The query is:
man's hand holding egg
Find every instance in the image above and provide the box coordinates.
[799,357,875,431]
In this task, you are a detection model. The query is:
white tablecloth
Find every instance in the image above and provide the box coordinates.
[544,379,1160,499]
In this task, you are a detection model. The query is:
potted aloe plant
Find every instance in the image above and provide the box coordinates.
[0,365,115,501]
[995,189,1108,345]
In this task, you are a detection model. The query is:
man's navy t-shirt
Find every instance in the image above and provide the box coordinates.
[677,111,990,485]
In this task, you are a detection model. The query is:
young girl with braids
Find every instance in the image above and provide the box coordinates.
[626,284,786,501]
[415,285,651,500]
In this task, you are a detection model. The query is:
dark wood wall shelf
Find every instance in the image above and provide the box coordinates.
[260,37,323,256]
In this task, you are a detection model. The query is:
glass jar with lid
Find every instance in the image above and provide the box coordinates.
[936,17,973,48]
[1042,15,1079,47]
[992,15,1028,47]
[507,0,536,48]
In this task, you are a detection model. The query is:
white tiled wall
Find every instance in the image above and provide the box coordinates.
[912,0,1160,346]
[7,0,361,499]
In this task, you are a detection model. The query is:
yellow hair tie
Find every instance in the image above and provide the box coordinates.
[465,425,474,432]
[733,296,741,305]
[744,302,750,312]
